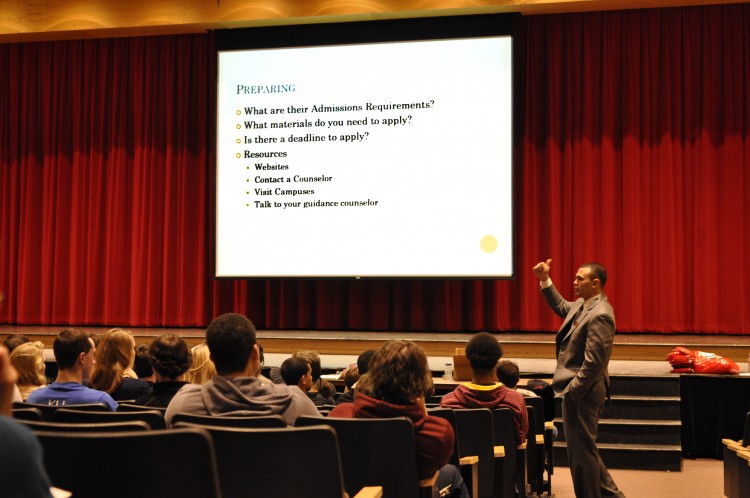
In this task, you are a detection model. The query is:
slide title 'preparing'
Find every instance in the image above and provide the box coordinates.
[237,84,295,94]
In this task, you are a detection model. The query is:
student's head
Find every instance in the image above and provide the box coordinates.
[280,356,312,391]
[186,343,216,384]
[90,328,137,394]
[465,332,503,373]
[2,334,30,353]
[148,334,191,381]
[496,360,520,389]
[133,343,153,380]
[205,313,257,376]
[53,329,95,376]
[294,351,322,381]
[344,367,360,391]
[357,349,376,376]
[359,340,432,404]
[10,341,46,387]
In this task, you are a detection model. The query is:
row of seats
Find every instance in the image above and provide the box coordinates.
[722,411,750,498]
[13,400,550,498]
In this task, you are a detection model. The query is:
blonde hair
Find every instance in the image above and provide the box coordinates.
[89,328,136,394]
[186,343,216,385]
[10,341,46,400]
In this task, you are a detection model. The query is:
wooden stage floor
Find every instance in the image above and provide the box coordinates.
[3,325,749,370]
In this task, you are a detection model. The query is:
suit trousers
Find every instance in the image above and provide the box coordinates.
[562,380,625,498]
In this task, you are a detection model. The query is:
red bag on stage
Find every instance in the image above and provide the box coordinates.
[666,346,740,375]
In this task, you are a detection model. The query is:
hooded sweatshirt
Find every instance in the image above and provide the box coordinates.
[165,376,320,426]
[439,382,528,444]
[328,392,454,479]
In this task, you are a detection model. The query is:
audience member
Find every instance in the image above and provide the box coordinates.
[2,333,30,353]
[256,344,273,384]
[133,343,155,385]
[336,348,375,405]
[9,341,47,401]
[343,367,359,393]
[185,343,216,385]
[330,340,469,498]
[439,332,528,444]
[165,313,320,426]
[0,345,54,498]
[280,356,313,393]
[134,334,191,408]
[89,328,152,401]
[496,360,537,397]
[27,329,117,410]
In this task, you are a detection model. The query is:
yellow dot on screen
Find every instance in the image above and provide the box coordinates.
[480,235,498,253]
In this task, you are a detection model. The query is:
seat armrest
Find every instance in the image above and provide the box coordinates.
[494,445,506,458]
[352,486,383,498]
[535,434,545,445]
[418,470,439,488]
[517,440,528,450]
[459,456,479,498]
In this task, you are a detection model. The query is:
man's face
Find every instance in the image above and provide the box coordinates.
[82,339,96,381]
[573,267,598,301]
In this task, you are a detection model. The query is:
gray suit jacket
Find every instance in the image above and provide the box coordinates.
[541,284,615,400]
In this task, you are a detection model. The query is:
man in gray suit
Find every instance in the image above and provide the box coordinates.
[533,259,625,498]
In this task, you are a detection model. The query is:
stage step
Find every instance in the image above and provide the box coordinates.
[553,374,683,471]
[553,442,683,471]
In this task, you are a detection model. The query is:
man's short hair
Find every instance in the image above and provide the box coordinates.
[148,334,191,379]
[205,313,257,375]
[3,334,30,353]
[496,360,520,388]
[357,349,376,375]
[53,329,93,371]
[133,343,153,379]
[280,356,310,386]
[581,262,608,288]
[465,332,503,372]
[294,351,321,381]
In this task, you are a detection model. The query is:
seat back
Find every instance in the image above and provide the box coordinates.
[427,407,460,466]
[20,419,151,432]
[35,428,221,498]
[13,401,108,421]
[743,411,750,446]
[492,407,523,498]
[12,407,43,421]
[171,412,286,428]
[53,407,166,429]
[117,403,167,414]
[297,415,424,498]
[176,424,347,498]
[524,404,543,493]
[453,408,495,498]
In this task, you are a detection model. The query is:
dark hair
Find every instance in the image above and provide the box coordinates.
[496,360,520,389]
[357,349,376,375]
[148,334,191,380]
[2,334,30,353]
[465,332,503,372]
[358,340,433,404]
[53,329,92,370]
[205,313,257,375]
[319,379,337,400]
[294,351,321,381]
[280,356,310,386]
[581,262,608,288]
[133,344,153,379]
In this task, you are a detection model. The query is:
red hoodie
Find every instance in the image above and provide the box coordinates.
[328,392,454,479]
[439,382,528,444]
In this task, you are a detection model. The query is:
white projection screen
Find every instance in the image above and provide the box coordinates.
[215,15,516,278]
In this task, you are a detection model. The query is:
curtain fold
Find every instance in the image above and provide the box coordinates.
[1,5,749,333]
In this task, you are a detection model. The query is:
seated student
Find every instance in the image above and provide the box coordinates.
[185,342,216,385]
[133,343,156,386]
[439,332,528,444]
[336,349,376,405]
[27,329,118,411]
[89,328,152,401]
[293,351,335,405]
[279,356,314,395]
[9,341,47,401]
[165,313,320,426]
[329,340,469,498]
[134,334,191,408]
[2,333,30,354]
[496,360,537,397]
[0,346,54,498]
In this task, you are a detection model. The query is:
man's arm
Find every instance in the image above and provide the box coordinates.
[0,346,19,417]
[534,259,573,318]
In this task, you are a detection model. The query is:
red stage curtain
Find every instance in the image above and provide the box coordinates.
[1,5,749,333]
